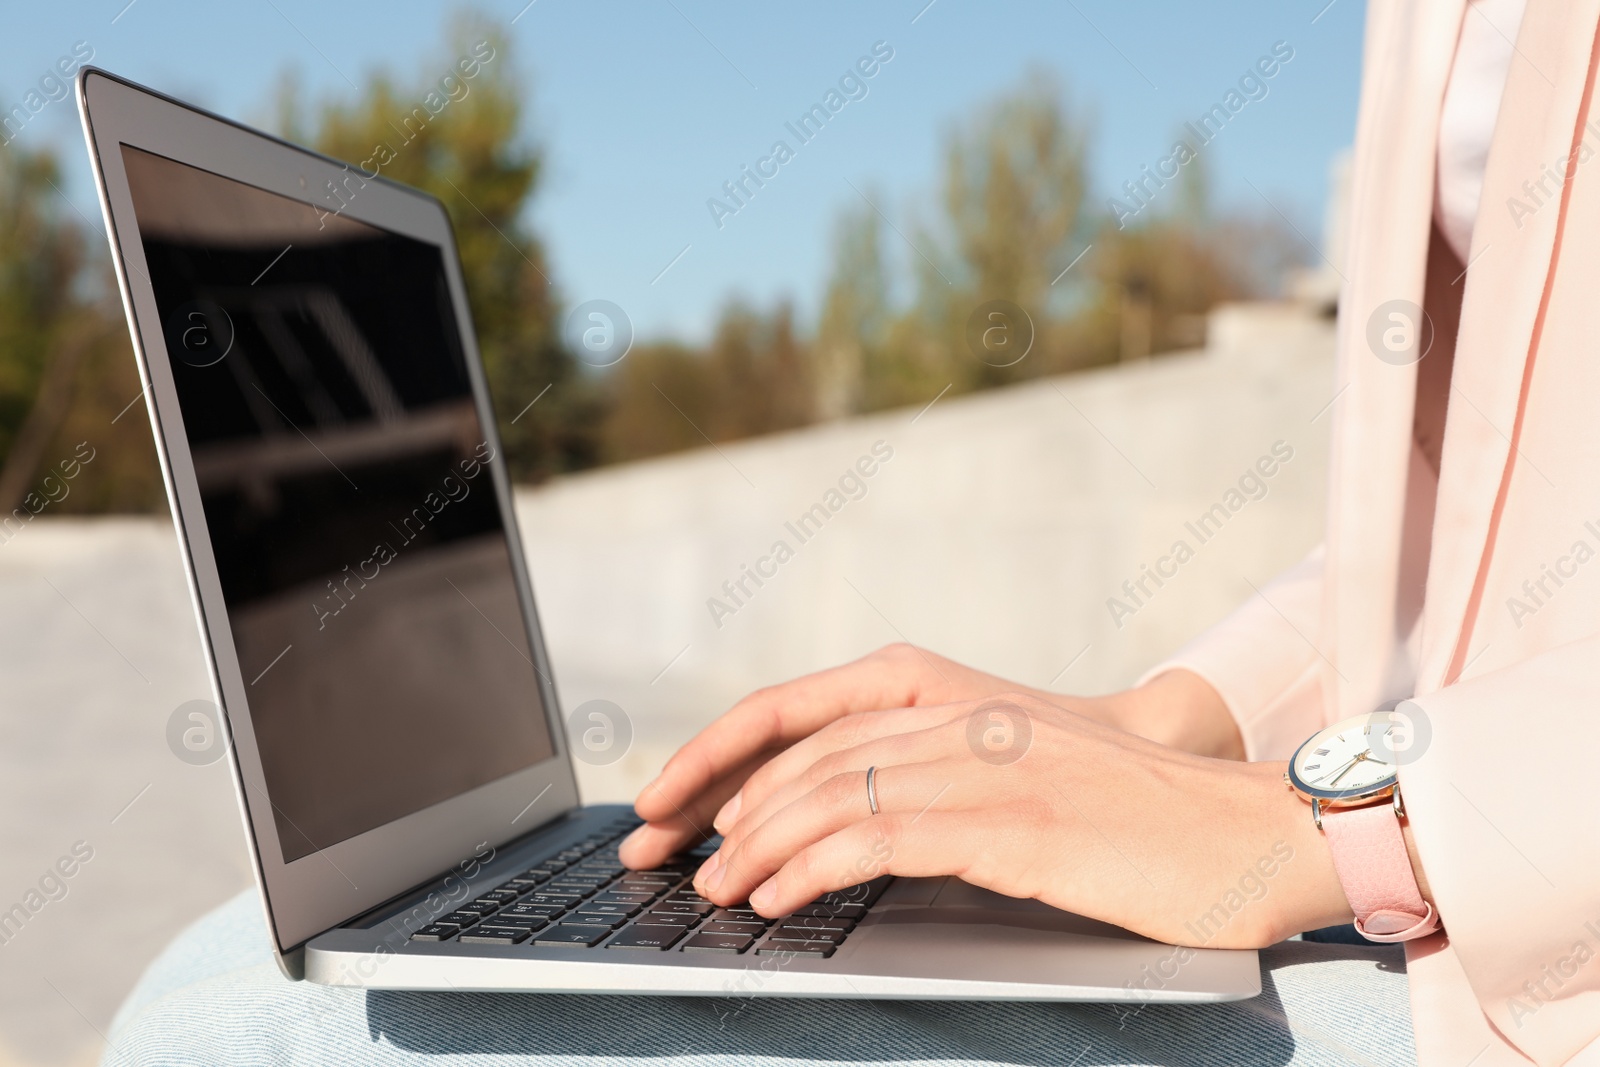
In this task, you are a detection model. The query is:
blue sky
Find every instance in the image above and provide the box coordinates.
[3,0,1366,344]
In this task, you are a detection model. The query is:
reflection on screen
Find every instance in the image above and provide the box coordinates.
[121,145,553,863]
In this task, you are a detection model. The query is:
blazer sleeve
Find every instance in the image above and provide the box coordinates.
[1401,637,1600,1066]
[1138,545,1330,761]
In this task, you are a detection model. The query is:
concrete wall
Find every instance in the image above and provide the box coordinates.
[0,300,1334,1065]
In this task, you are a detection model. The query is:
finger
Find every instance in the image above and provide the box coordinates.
[621,749,772,869]
[618,798,719,872]
[713,715,964,872]
[704,760,962,905]
[633,653,927,826]
[746,807,986,918]
[716,703,968,834]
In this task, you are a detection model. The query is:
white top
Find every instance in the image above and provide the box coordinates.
[1435,0,1526,263]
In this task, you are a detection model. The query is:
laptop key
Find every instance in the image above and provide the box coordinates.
[528,893,583,907]
[457,902,500,919]
[481,890,521,905]
[410,923,461,941]
[615,881,670,895]
[779,916,853,933]
[828,876,893,906]
[561,913,627,929]
[758,939,835,957]
[574,863,625,879]
[815,884,872,908]
[592,892,653,906]
[533,924,611,947]
[642,911,700,926]
[710,908,772,924]
[439,911,484,928]
[653,902,714,916]
[682,932,755,954]
[606,924,689,950]
[701,921,768,936]
[669,889,712,901]
[773,924,848,943]
[483,915,549,930]
[790,903,866,920]
[577,901,640,918]
[502,903,566,919]
[459,925,531,945]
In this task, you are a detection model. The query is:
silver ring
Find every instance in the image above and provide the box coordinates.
[866,765,880,816]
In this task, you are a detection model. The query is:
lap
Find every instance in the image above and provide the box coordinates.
[102,891,1413,1067]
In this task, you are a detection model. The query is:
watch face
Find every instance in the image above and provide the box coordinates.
[1288,713,1401,801]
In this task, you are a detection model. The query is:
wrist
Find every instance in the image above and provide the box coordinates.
[1172,757,1350,947]
[1255,760,1356,941]
[1262,762,1436,943]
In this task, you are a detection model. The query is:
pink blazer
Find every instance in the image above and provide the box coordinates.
[1158,1,1600,1062]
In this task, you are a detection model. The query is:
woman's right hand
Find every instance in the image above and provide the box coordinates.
[620,643,1071,869]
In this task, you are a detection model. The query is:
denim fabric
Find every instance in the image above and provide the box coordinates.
[101,891,1414,1067]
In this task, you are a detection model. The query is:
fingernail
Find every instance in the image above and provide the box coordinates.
[750,879,777,911]
[713,792,743,833]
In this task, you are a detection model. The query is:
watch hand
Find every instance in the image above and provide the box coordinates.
[1313,755,1358,786]
[1327,751,1371,788]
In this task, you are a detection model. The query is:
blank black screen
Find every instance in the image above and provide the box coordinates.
[122,145,553,862]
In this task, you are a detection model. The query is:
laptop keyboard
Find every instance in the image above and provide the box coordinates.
[410,815,891,958]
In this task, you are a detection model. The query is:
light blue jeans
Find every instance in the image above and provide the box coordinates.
[99,890,1414,1066]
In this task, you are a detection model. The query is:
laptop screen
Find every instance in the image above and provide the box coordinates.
[120,144,555,864]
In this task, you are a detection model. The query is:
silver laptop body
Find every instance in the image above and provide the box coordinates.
[77,67,1259,1003]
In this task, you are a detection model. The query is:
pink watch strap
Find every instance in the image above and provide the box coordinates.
[1321,801,1440,943]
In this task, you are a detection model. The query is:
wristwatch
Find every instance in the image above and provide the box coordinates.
[1286,711,1440,943]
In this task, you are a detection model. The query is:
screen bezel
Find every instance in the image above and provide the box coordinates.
[77,68,580,966]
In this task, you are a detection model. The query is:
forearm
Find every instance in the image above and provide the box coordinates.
[1068,668,1246,761]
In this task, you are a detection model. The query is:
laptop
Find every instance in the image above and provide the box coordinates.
[77,67,1259,1002]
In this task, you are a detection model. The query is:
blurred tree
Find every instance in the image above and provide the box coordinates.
[847,72,1095,410]
[301,14,600,481]
[814,199,889,419]
[706,301,811,438]
[942,71,1088,319]
[1086,148,1289,362]
[834,82,1301,415]
[601,341,717,464]
[0,147,84,509]
[602,300,811,463]
[934,71,1090,390]
[0,146,157,516]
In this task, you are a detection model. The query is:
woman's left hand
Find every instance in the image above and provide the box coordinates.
[694,692,1351,949]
